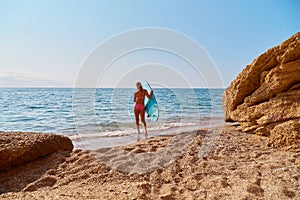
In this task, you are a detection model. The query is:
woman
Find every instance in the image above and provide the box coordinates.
[134,82,153,141]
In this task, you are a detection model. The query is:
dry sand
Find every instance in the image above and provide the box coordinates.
[1,125,299,199]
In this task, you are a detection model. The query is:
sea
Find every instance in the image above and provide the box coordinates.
[0,88,225,149]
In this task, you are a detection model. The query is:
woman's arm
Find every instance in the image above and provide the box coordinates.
[145,89,153,99]
[134,92,137,102]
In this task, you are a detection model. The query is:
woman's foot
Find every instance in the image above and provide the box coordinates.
[144,127,148,139]
[137,135,140,142]
[137,125,141,142]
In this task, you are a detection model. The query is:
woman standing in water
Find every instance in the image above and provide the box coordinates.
[134,82,153,141]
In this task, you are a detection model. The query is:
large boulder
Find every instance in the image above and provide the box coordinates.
[223,32,300,151]
[0,132,73,172]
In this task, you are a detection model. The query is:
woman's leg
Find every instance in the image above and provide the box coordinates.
[140,108,147,139]
[134,107,140,142]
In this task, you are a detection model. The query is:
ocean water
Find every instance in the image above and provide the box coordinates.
[0,88,224,148]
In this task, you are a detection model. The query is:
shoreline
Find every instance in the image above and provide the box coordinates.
[71,118,225,150]
[1,124,299,199]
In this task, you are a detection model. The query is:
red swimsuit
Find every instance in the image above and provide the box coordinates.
[135,103,145,111]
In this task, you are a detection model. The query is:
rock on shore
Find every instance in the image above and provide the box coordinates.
[223,32,300,151]
[0,131,73,172]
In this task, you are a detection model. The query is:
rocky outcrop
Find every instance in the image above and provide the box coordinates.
[223,32,300,151]
[0,132,73,172]
[267,119,300,151]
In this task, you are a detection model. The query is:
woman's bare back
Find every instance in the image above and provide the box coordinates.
[134,89,147,105]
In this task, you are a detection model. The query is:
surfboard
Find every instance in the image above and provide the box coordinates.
[142,80,159,121]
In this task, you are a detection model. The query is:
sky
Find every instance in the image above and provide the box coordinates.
[0,0,299,88]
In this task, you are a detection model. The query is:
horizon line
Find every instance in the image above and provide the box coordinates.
[0,86,226,89]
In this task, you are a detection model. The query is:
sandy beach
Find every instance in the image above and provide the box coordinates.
[1,125,299,199]
[1,0,299,199]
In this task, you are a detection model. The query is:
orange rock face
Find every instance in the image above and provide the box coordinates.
[0,132,73,172]
[223,32,300,151]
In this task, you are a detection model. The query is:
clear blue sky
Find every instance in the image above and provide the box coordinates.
[0,0,299,88]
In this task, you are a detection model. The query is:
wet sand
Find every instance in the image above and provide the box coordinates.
[1,125,299,199]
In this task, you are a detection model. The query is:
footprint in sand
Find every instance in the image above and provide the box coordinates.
[91,129,220,174]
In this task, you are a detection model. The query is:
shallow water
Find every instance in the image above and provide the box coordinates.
[0,88,224,148]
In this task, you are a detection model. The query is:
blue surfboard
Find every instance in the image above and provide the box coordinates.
[142,80,159,121]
